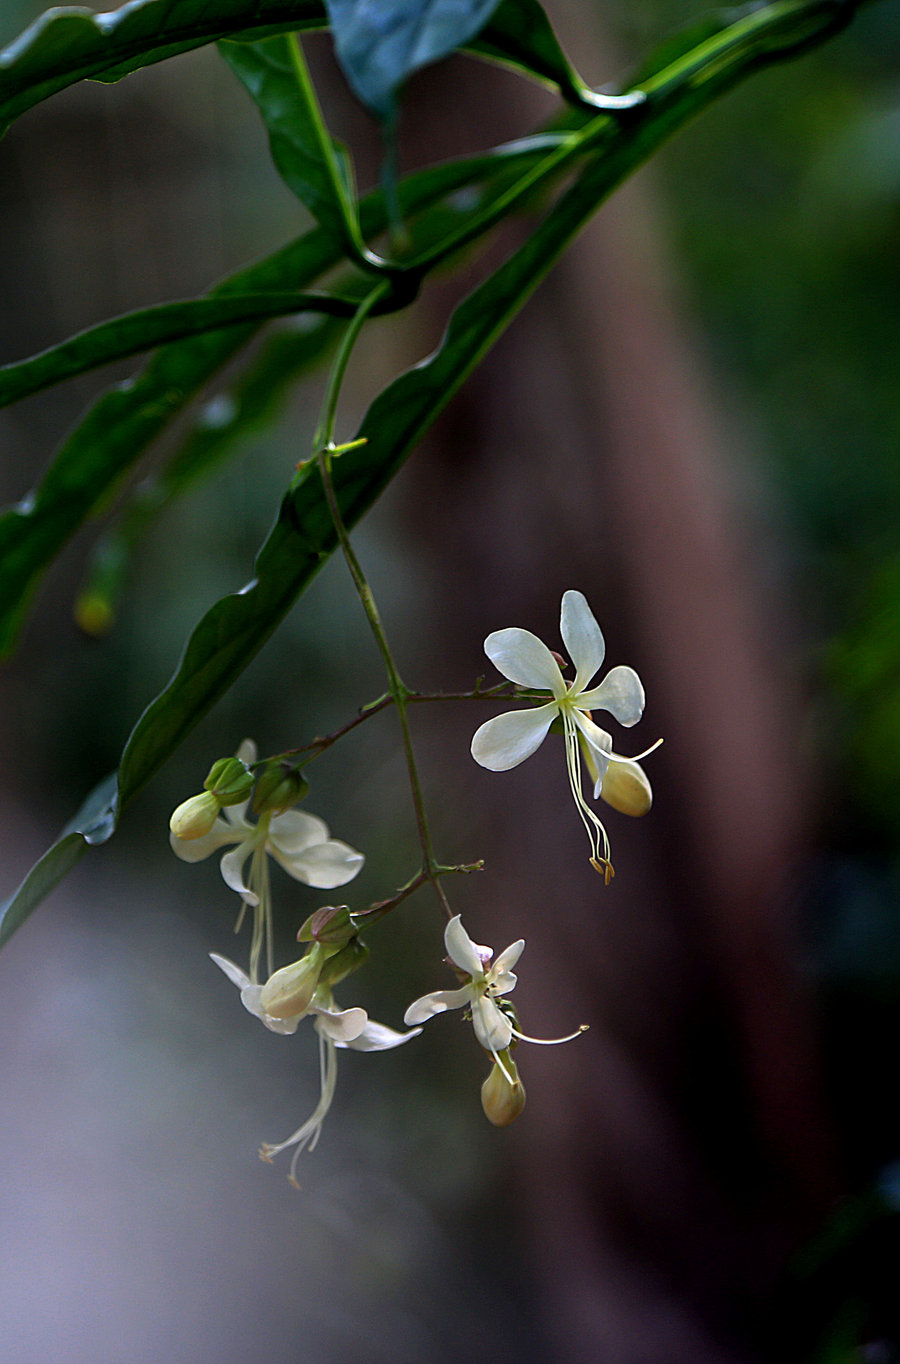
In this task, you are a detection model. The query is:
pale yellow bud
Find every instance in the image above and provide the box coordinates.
[599,756,652,817]
[259,952,322,1020]
[481,1054,526,1127]
[169,791,221,840]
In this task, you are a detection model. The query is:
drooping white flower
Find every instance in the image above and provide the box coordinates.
[471,591,650,877]
[172,741,363,981]
[404,916,584,1081]
[211,953,420,1185]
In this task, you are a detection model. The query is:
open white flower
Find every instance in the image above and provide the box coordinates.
[211,953,420,1185]
[172,741,363,981]
[404,916,584,1082]
[471,590,649,877]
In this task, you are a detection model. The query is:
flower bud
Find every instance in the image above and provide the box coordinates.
[252,762,309,817]
[169,791,221,840]
[481,1054,526,1127]
[259,948,323,1019]
[317,937,369,987]
[204,756,254,806]
[297,905,354,945]
[599,756,652,817]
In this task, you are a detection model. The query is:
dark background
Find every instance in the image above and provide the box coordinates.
[1,2,899,1360]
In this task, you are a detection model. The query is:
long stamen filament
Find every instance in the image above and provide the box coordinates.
[510,1023,589,1045]
[562,710,611,867]
[259,1032,340,1188]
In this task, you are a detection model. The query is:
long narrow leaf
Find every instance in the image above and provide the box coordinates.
[0,0,863,947]
[0,0,603,136]
[0,289,370,409]
[0,137,560,655]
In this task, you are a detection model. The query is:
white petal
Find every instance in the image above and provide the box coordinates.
[560,591,605,693]
[209,952,250,990]
[484,627,565,696]
[240,982,304,1033]
[220,843,257,903]
[403,986,472,1026]
[271,838,364,889]
[471,703,557,771]
[267,808,330,854]
[444,915,487,977]
[491,938,525,981]
[572,712,613,791]
[313,1004,368,1043]
[578,665,645,727]
[471,996,513,1053]
[236,739,257,765]
[341,1020,423,1051]
[169,819,241,863]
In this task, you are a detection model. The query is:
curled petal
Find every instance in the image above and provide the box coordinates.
[169,818,242,863]
[342,1020,422,1051]
[471,995,513,1053]
[484,627,565,696]
[209,952,250,991]
[404,986,472,1026]
[560,590,605,693]
[444,914,487,978]
[471,702,557,771]
[241,985,304,1034]
[578,665,645,727]
[572,711,613,789]
[267,809,330,855]
[271,837,364,889]
[219,843,258,904]
[491,937,525,985]
[312,1004,369,1044]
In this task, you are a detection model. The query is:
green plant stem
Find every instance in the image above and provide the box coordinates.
[314,291,453,920]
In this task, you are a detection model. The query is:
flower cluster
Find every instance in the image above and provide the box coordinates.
[170,591,654,1178]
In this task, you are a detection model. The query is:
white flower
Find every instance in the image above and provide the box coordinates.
[211,953,420,1186]
[470,590,649,877]
[404,916,584,1080]
[172,741,363,981]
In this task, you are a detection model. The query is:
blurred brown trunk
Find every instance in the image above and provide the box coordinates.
[398,6,839,1359]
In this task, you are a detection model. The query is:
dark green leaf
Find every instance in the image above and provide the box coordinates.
[0,773,117,948]
[220,37,363,252]
[324,0,502,117]
[0,135,566,656]
[0,289,365,409]
[0,0,606,136]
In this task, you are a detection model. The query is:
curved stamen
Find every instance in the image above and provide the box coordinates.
[259,1032,340,1188]
[511,1023,589,1046]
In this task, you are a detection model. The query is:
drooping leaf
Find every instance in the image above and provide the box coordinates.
[0,773,117,948]
[323,0,502,117]
[220,36,365,256]
[0,289,366,409]
[0,0,608,136]
[0,136,560,655]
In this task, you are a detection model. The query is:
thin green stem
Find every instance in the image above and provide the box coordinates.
[313,292,453,920]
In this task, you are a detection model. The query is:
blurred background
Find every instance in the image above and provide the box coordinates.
[1,1,899,1360]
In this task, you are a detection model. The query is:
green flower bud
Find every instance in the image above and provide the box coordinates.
[259,947,325,1019]
[599,756,652,817]
[204,755,254,806]
[481,1053,526,1127]
[169,791,221,840]
[317,937,369,987]
[252,762,309,817]
[297,905,354,945]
